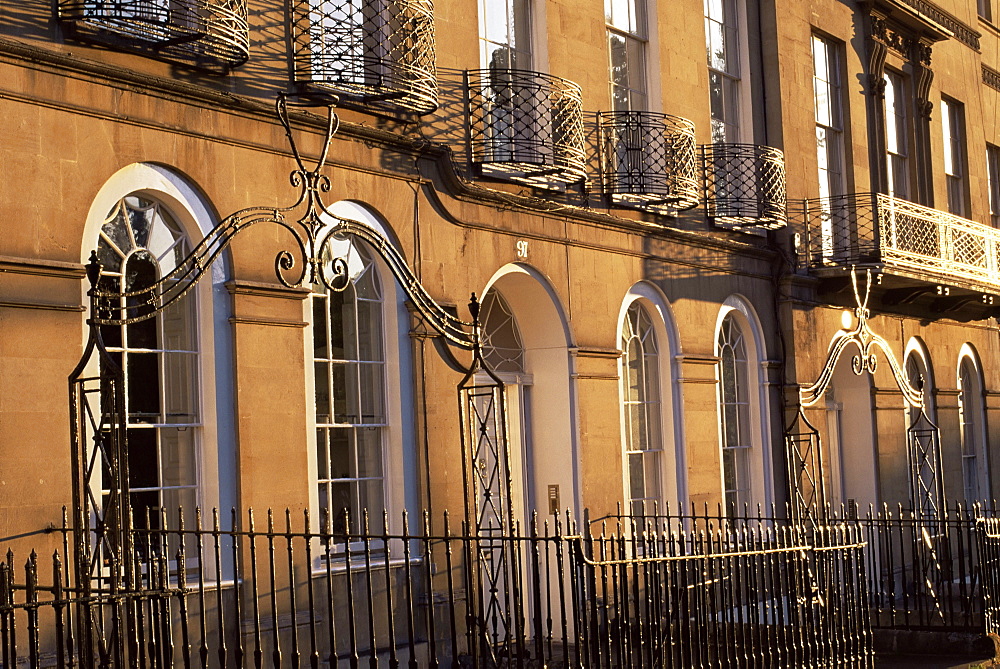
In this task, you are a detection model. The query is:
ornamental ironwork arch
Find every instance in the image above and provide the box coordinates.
[786,269,942,523]
[70,94,520,667]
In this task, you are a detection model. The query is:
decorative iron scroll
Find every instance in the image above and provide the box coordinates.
[700,143,786,229]
[598,110,699,213]
[289,0,438,114]
[57,0,250,67]
[86,94,474,349]
[798,268,923,408]
[466,68,586,188]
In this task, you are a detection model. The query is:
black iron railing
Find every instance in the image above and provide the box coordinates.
[798,193,1000,292]
[289,0,437,114]
[57,0,249,67]
[700,143,787,229]
[595,501,998,634]
[598,110,699,213]
[466,69,586,189]
[0,506,872,668]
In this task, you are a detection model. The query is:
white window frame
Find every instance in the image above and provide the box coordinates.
[620,301,662,516]
[884,69,910,200]
[81,164,229,583]
[987,143,1000,228]
[81,164,227,523]
[479,0,533,70]
[812,33,845,200]
[305,202,414,549]
[958,347,990,503]
[715,297,771,515]
[941,97,967,216]
[606,0,648,112]
[704,0,752,144]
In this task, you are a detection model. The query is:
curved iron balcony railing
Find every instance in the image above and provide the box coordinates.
[291,0,437,114]
[599,111,698,213]
[700,143,786,229]
[801,193,1000,292]
[466,69,586,188]
[58,0,249,67]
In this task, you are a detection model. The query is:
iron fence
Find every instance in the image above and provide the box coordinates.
[597,111,699,213]
[597,501,999,634]
[798,193,1000,292]
[0,506,872,668]
[289,0,438,114]
[700,143,787,229]
[57,0,250,67]
[465,69,586,189]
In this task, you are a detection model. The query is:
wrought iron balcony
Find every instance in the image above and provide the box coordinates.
[290,0,437,114]
[802,193,1000,292]
[466,69,586,189]
[57,0,249,67]
[598,111,699,213]
[700,143,787,229]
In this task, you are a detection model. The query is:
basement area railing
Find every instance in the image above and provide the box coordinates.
[596,501,1000,634]
[800,193,1000,292]
[466,69,586,189]
[598,110,699,213]
[0,506,872,668]
[57,0,249,67]
[289,0,437,114]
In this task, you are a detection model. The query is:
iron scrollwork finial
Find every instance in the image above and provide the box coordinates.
[798,267,923,408]
[83,93,477,350]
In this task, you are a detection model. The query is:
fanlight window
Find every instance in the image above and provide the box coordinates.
[312,238,388,535]
[621,303,663,516]
[480,290,525,374]
[96,196,200,531]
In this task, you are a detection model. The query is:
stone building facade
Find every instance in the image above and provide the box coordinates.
[2,0,1000,556]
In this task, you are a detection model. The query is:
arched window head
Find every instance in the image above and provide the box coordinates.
[96,195,199,530]
[718,313,751,515]
[480,289,525,374]
[312,239,387,535]
[621,302,662,515]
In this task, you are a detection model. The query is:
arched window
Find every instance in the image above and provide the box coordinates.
[96,195,199,529]
[621,302,662,516]
[481,289,525,374]
[959,354,989,502]
[312,237,387,535]
[718,312,752,514]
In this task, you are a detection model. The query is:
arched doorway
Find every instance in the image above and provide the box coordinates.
[481,265,576,522]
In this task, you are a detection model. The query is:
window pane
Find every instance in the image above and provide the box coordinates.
[162,352,198,424]
[329,428,351,479]
[356,299,383,362]
[159,427,197,489]
[356,428,383,478]
[358,362,385,424]
[312,294,329,358]
[127,352,161,422]
[127,427,159,490]
[315,362,331,423]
